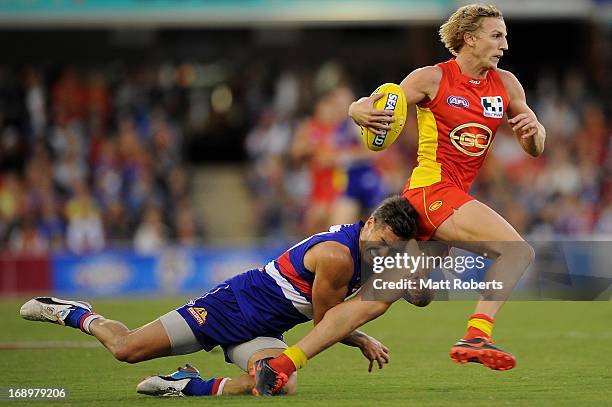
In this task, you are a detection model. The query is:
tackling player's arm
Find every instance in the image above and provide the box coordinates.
[306,242,390,371]
[307,242,370,343]
[293,239,428,364]
[348,66,442,136]
[499,69,546,157]
[295,292,393,364]
[306,241,353,325]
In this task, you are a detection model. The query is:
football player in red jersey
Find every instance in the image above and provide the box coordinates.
[255,5,546,390]
[354,2,546,371]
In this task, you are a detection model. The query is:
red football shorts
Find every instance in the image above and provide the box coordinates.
[403,180,474,241]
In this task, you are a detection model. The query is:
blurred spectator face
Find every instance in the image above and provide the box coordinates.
[94,139,122,202]
[313,93,335,125]
[118,118,142,159]
[65,181,105,253]
[176,208,197,246]
[142,205,162,227]
[0,174,21,222]
[106,200,127,225]
[39,194,64,250]
[168,166,189,199]
[53,65,85,126]
[9,217,49,255]
[85,70,109,126]
[330,86,354,125]
[556,194,591,235]
[134,205,167,253]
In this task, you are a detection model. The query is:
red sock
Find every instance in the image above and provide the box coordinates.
[463,313,494,340]
[268,354,297,376]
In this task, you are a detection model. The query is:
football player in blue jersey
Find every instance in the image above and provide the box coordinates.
[20,195,422,397]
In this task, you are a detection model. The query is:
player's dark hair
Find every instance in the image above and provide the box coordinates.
[371,195,419,239]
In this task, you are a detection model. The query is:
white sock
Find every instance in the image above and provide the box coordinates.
[216,378,230,396]
[81,314,103,335]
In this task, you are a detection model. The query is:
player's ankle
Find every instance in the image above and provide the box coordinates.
[463,313,494,340]
[182,377,228,396]
[269,345,308,375]
[269,354,297,375]
[62,307,92,330]
[463,329,491,341]
[78,312,103,335]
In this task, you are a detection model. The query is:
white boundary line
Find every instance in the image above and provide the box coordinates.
[0,341,101,350]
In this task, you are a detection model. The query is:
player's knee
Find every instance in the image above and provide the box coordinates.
[111,345,131,363]
[494,240,535,266]
[110,339,145,364]
[522,241,536,264]
[115,349,146,364]
[511,240,535,266]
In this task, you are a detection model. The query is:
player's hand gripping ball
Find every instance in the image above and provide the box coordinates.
[360,83,407,151]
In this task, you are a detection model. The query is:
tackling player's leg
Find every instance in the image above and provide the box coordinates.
[19,296,298,396]
[137,346,297,396]
[128,312,297,397]
[20,296,173,362]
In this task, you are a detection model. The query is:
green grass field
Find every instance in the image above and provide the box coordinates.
[1,299,611,406]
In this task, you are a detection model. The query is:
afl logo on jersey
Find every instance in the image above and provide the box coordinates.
[447,95,469,109]
[449,123,493,157]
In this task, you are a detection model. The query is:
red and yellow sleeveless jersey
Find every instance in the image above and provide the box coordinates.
[408,59,509,192]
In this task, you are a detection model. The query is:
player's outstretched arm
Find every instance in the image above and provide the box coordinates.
[499,70,546,157]
[309,241,431,370]
[251,294,392,395]
[306,240,393,371]
[297,293,393,361]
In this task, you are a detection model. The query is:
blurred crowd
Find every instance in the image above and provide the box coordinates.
[0,65,201,254]
[244,64,410,239]
[474,71,611,238]
[0,55,610,254]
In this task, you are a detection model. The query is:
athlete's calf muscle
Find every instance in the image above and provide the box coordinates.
[91,319,171,364]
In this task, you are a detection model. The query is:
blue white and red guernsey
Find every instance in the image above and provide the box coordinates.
[176,221,363,357]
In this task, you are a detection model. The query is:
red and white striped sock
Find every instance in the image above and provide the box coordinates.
[79,313,103,335]
[214,378,230,396]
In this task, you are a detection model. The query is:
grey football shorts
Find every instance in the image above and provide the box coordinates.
[159,310,287,371]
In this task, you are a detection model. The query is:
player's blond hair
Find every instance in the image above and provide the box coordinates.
[439,4,503,56]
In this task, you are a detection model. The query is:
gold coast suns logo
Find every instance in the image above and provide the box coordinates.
[449,123,493,157]
[428,201,443,211]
